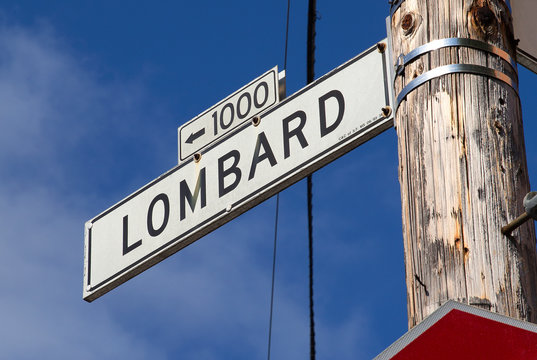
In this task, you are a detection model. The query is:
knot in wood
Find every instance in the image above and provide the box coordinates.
[475,6,495,26]
[401,13,415,35]
[471,5,497,37]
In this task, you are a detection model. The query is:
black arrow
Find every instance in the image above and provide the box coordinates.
[185,128,206,144]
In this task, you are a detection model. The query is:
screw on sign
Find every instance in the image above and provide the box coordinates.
[374,301,537,360]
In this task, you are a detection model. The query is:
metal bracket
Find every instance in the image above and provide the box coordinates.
[394,38,518,79]
[394,54,406,76]
[395,64,518,111]
[502,192,537,235]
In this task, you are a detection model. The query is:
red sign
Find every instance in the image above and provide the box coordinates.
[375,301,537,359]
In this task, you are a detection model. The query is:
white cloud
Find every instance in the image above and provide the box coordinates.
[0,23,167,359]
[0,22,166,197]
[0,185,167,359]
[0,23,92,161]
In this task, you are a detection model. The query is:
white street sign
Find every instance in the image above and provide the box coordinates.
[178,67,280,161]
[511,0,537,73]
[84,40,394,302]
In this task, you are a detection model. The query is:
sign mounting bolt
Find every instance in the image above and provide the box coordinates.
[193,153,202,163]
[252,115,261,127]
[226,205,232,212]
[382,106,392,118]
[377,42,386,53]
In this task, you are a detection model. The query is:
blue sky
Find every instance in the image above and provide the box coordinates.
[1,1,536,359]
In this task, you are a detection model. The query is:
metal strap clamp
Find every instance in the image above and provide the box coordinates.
[394,37,518,78]
[395,64,518,111]
[393,38,519,112]
[389,0,405,18]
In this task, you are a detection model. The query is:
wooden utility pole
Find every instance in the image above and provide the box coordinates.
[389,0,537,328]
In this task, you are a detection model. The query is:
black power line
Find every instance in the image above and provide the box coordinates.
[266,194,280,360]
[267,1,291,359]
[306,0,317,359]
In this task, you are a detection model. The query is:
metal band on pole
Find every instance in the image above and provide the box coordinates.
[395,64,519,111]
[394,38,518,78]
[390,0,405,18]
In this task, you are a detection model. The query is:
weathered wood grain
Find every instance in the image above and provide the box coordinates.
[389,0,537,328]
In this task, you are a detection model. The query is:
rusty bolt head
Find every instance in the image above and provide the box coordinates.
[401,13,415,35]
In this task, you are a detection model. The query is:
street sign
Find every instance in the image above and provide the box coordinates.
[178,67,280,161]
[511,0,537,74]
[84,40,394,302]
[374,301,537,359]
